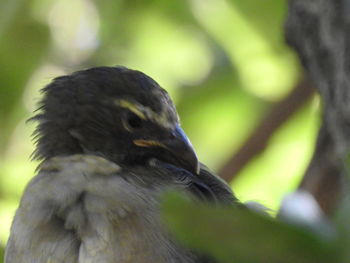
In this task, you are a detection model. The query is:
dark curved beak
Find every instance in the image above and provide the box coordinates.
[134,125,200,175]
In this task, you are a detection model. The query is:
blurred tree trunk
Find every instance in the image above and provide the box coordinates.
[286,0,350,214]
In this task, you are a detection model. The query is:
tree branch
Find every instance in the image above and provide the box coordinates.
[218,79,314,182]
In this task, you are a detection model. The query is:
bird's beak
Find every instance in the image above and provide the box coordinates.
[134,125,200,175]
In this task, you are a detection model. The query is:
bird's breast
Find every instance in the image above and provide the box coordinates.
[7,155,199,263]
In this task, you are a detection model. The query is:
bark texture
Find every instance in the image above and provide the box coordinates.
[286,0,350,214]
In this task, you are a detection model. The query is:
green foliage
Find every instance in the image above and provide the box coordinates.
[233,0,287,45]
[0,246,3,262]
[0,0,319,260]
[0,0,49,151]
[162,192,338,263]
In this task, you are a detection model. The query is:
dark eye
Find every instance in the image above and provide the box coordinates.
[123,112,143,131]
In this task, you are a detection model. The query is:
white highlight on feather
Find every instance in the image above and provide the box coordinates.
[279,190,323,224]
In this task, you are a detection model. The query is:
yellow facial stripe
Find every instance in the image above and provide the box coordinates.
[115,99,175,129]
[133,139,168,149]
[115,99,146,120]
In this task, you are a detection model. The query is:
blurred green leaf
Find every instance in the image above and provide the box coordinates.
[0,245,4,263]
[231,0,287,45]
[176,67,267,170]
[0,0,49,153]
[191,0,299,101]
[0,0,25,38]
[162,192,337,263]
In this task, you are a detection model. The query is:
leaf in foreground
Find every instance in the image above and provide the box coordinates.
[161,192,337,263]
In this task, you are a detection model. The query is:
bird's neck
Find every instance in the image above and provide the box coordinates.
[32,122,83,161]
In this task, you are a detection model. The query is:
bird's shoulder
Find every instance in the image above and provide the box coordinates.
[7,154,207,263]
[31,154,237,204]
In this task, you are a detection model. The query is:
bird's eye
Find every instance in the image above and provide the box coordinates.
[123,112,143,131]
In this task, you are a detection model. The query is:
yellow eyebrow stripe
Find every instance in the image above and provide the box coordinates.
[114,99,175,129]
[114,99,146,120]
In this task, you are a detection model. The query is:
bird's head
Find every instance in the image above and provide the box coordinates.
[32,66,199,175]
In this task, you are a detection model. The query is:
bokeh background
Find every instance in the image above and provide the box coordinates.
[0,0,320,256]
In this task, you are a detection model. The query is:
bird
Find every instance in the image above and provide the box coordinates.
[5,66,237,263]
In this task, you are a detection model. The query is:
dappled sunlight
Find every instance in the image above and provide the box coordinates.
[123,10,213,100]
[233,101,320,210]
[191,0,298,101]
[0,0,318,254]
[48,0,100,64]
[22,64,66,112]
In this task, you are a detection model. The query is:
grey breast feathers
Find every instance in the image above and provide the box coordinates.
[5,155,203,263]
